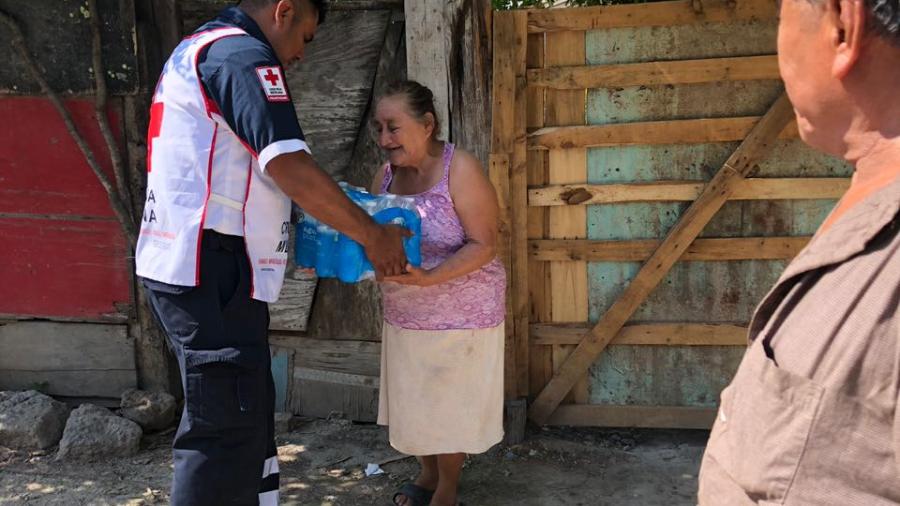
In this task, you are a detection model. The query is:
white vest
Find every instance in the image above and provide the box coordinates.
[136,28,291,303]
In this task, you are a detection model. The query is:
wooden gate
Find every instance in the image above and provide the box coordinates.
[490,0,851,428]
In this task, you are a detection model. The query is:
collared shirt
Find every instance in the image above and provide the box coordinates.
[698,174,900,505]
[196,7,309,236]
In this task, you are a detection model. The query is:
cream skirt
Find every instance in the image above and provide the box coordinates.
[377,321,505,455]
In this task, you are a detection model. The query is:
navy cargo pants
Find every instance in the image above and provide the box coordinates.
[142,231,279,506]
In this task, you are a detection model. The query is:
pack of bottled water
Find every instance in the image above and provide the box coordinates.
[295,182,422,283]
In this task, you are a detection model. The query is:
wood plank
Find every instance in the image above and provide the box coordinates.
[447,0,494,166]
[0,98,125,217]
[0,370,137,399]
[530,236,811,262]
[525,33,546,129]
[529,178,850,206]
[0,0,139,95]
[269,269,317,332]
[405,0,450,140]
[529,116,799,150]
[528,55,780,89]
[509,10,531,398]
[491,11,521,397]
[290,10,390,176]
[526,33,552,398]
[0,219,132,320]
[269,336,380,378]
[293,367,379,389]
[0,322,136,398]
[531,323,748,346]
[527,0,776,33]
[529,92,796,425]
[330,0,404,9]
[489,154,517,399]
[491,11,518,155]
[546,30,588,405]
[489,155,513,275]
[547,405,717,429]
[270,347,294,412]
[291,374,378,423]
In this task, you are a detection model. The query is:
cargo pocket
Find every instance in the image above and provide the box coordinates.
[705,346,823,504]
[183,346,267,432]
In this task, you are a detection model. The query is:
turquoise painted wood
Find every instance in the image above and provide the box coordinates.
[576,20,853,408]
[270,347,291,413]
[585,20,778,65]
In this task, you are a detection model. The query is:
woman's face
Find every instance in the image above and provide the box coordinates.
[373,95,435,167]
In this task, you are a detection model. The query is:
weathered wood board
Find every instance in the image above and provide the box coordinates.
[271,336,381,421]
[0,0,139,95]
[572,17,852,409]
[0,322,136,398]
[289,9,391,177]
[0,97,132,321]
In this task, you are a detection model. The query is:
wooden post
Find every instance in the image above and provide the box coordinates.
[491,11,520,399]
[529,92,796,425]
[404,0,451,141]
[125,0,185,393]
[405,0,493,163]
[526,32,553,398]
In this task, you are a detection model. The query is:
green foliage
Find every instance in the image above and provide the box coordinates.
[492,0,649,8]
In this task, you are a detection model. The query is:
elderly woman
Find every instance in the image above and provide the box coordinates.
[698,0,900,504]
[369,80,506,506]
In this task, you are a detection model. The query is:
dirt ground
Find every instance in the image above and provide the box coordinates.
[0,418,707,505]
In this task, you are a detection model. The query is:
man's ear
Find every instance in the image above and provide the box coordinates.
[831,0,866,78]
[273,0,296,29]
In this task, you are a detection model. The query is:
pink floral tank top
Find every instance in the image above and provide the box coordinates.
[379,143,507,330]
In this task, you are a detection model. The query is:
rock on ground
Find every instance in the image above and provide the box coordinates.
[119,389,177,431]
[0,390,70,450]
[57,404,142,460]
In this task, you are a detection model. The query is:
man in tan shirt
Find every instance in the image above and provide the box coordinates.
[698,0,900,504]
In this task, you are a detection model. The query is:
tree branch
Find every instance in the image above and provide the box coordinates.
[88,0,135,228]
[0,8,138,248]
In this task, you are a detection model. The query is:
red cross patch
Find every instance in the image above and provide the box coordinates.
[255,66,289,102]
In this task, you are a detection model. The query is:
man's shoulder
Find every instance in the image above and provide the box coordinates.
[196,31,278,81]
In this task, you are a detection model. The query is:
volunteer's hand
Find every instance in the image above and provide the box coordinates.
[363,224,412,280]
[384,265,433,287]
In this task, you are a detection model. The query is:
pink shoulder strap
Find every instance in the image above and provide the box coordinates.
[379,163,393,193]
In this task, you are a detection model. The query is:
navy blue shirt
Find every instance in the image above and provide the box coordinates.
[195,7,306,158]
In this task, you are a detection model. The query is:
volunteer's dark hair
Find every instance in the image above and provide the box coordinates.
[240,0,328,25]
[379,80,441,140]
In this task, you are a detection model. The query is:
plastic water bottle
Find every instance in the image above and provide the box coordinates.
[295,211,319,269]
[295,183,422,283]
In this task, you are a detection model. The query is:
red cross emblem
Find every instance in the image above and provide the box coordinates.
[263,68,280,86]
[255,66,289,102]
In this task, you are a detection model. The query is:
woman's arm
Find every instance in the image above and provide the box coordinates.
[385,149,499,287]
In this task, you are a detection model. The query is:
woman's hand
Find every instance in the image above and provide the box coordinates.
[384,264,434,286]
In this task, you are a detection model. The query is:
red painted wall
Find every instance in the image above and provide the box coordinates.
[0,97,132,320]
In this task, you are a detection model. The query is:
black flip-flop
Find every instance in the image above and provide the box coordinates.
[392,483,435,506]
